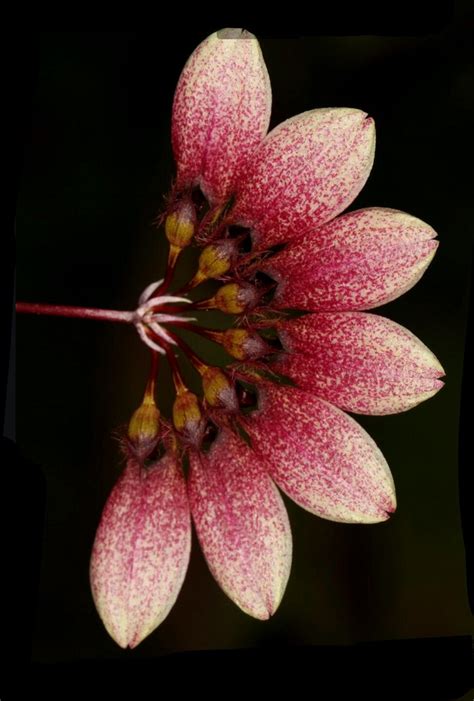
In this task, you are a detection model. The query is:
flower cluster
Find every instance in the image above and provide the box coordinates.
[19,29,445,649]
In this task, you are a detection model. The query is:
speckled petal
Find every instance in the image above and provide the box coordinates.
[275,312,445,415]
[245,385,396,524]
[172,28,271,205]
[90,456,191,649]
[188,429,292,619]
[231,108,375,247]
[266,207,438,311]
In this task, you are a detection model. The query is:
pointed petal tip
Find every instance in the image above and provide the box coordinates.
[106,623,151,649]
[242,605,271,621]
[362,113,374,128]
[239,592,280,620]
[96,614,130,649]
[379,503,397,523]
[385,490,397,518]
[323,107,374,134]
[358,499,396,524]
[349,495,397,524]
[319,106,369,121]
[127,632,146,650]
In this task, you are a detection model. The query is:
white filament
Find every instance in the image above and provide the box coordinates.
[133,281,193,353]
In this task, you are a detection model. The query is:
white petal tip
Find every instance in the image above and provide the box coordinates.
[240,602,273,621]
[127,633,147,650]
[359,509,395,525]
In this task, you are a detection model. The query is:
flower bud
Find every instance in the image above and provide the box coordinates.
[194,239,237,284]
[128,398,160,459]
[221,328,268,360]
[201,367,238,411]
[172,390,205,446]
[165,195,196,248]
[214,282,259,314]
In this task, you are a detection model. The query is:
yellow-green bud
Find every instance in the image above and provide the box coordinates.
[221,328,268,360]
[214,282,259,314]
[172,390,205,446]
[201,367,238,411]
[165,196,196,250]
[128,399,160,458]
[195,240,237,283]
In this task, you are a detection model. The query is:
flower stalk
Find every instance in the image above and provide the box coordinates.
[16,302,134,324]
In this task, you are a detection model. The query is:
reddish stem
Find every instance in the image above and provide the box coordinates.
[164,330,207,374]
[16,302,134,323]
[191,297,215,311]
[144,350,160,400]
[164,345,187,394]
[168,321,222,344]
[149,250,179,298]
[173,277,195,297]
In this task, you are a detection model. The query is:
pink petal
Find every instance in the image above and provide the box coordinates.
[275,312,445,415]
[188,429,292,619]
[266,207,438,311]
[231,108,375,248]
[90,455,191,648]
[245,385,396,524]
[172,28,271,205]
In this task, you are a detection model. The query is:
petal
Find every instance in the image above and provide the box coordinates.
[188,429,292,619]
[245,385,396,524]
[275,312,445,415]
[172,28,271,205]
[231,108,375,248]
[90,455,191,648]
[266,207,438,311]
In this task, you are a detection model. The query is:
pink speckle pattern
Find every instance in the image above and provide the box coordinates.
[87,30,446,647]
[89,456,191,648]
[188,429,292,619]
[267,207,438,311]
[275,312,445,415]
[231,108,375,248]
[245,385,397,524]
[172,29,271,205]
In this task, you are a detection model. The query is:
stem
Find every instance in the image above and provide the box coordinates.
[164,345,187,394]
[168,322,222,344]
[144,351,160,401]
[165,330,208,375]
[149,247,180,298]
[16,302,134,324]
[192,297,216,311]
[173,276,196,297]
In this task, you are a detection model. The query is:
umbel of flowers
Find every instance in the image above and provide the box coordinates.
[17,29,444,649]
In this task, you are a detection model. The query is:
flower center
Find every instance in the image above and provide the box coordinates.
[125,187,293,461]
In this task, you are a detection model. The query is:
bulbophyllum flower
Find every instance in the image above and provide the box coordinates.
[17,28,445,648]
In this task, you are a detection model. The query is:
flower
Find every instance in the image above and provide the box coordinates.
[19,29,444,648]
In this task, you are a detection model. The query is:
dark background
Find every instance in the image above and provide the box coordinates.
[11,12,473,685]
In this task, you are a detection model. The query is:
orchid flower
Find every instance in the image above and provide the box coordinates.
[17,28,444,649]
